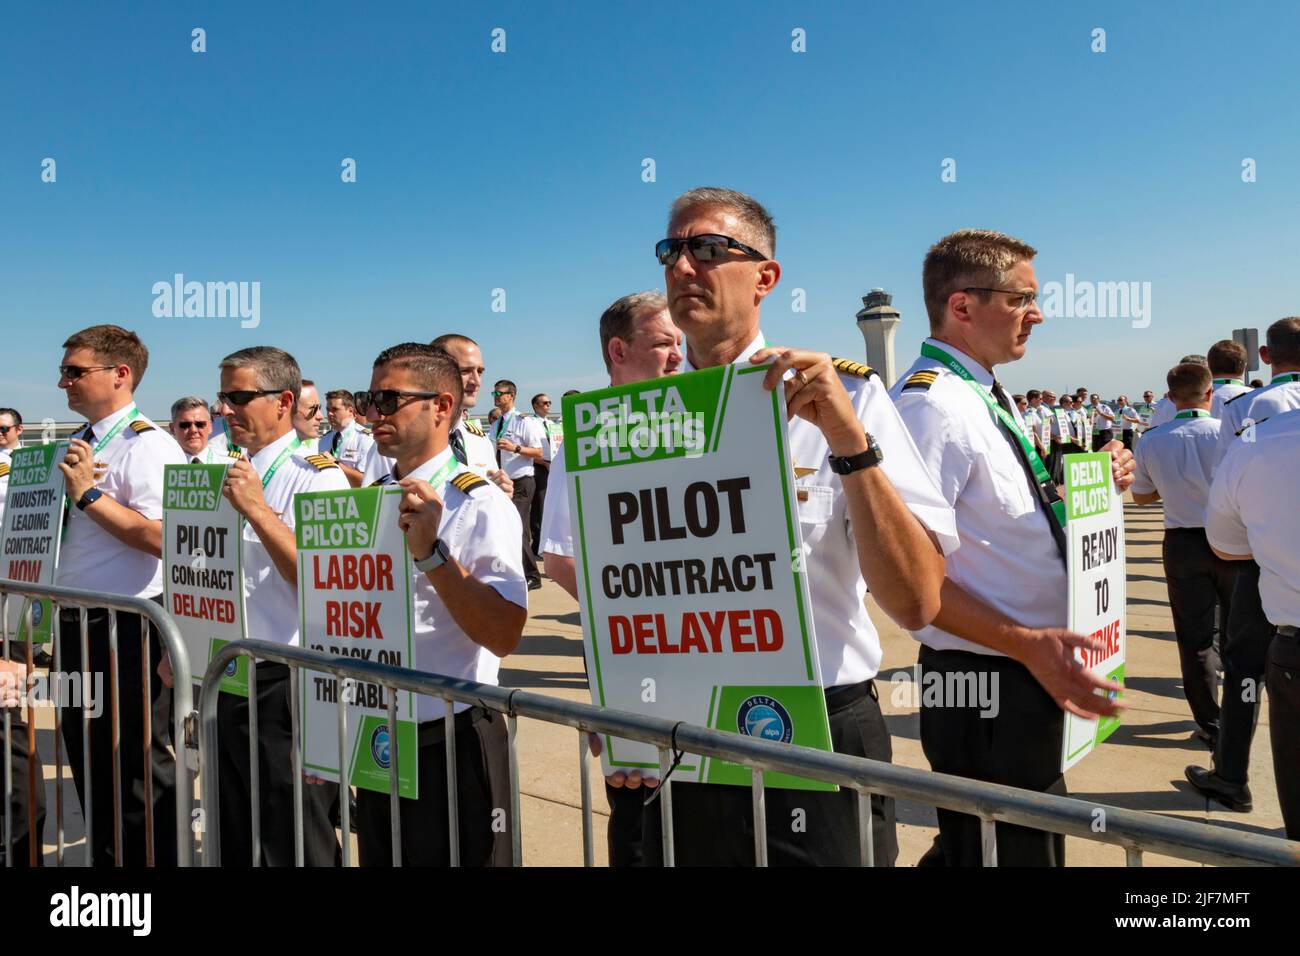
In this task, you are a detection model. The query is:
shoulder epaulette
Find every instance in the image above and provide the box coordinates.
[902,370,939,392]
[129,419,156,433]
[831,358,877,380]
[303,453,338,471]
[464,418,485,437]
[0,463,9,479]
[1223,391,1252,406]
[1236,417,1268,436]
[449,471,488,495]
[227,447,243,459]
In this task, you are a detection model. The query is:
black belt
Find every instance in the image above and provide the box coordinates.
[824,678,876,711]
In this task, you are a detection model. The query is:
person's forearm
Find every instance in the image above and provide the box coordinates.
[338,462,364,487]
[841,468,943,630]
[932,578,1039,660]
[543,553,579,601]
[426,560,526,657]
[243,505,299,585]
[517,445,542,460]
[1131,491,1160,505]
[84,497,163,557]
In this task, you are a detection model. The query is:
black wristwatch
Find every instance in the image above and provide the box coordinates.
[827,433,884,475]
[75,488,104,511]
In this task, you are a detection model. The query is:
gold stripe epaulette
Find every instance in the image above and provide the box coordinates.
[303,453,338,470]
[464,418,485,437]
[832,358,877,380]
[902,370,939,391]
[129,419,156,433]
[0,463,9,478]
[449,471,487,494]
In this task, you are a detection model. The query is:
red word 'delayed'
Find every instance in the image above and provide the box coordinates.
[608,609,783,655]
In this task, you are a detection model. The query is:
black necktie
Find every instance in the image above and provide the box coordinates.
[191,456,201,465]
[331,431,342,454]
[81,425,96,447]
[449,429,468,466]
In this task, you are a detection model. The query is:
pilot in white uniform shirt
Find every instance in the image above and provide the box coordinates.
[318,417,375,471]
[1211,378,1253,419]
[492,410,546,481]
[1215,371,1300,466]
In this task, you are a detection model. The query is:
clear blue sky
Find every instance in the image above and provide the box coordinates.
[3,1,1297,421]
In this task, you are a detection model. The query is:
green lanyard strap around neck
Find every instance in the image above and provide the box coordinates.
[86,406,141,455]
[1213,378,1245,386]
[259,437,303,489]
[394,454,460,497]
[1175,409,1210,419]
[1272,372,1300,384]
[920,342,1068,561]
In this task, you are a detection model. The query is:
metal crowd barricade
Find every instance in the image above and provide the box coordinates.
[0,582,196,867]
[199,640,1300,868]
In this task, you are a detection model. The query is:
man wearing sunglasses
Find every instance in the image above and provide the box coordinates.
[491,380,545,590]
[169,395,218,463]
[292,379,326,445]
[644,187,957,866]
[204,346,348,866]
[357,343,526,865]
[54,324,187,866]
[318,389,374,487]
[540,290,683,866]
[0,407,23,514]
[891,229,1134,866]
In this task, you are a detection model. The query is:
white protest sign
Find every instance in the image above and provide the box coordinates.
[1,444,66,645]
[1061,451,1126,772]
[297,486,418,797]
[562,364,833,791]
[162,463,248,695]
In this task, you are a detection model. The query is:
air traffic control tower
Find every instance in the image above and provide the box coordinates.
[856,288,901,388]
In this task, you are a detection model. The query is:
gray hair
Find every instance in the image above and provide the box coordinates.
[170,396,211,421]
[668,187,776,259]
[219,346,302,403]
[599,291,669,373]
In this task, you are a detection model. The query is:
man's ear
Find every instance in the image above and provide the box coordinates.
[1259,345,1271,366]
[947,290,973,327]
[609,337,627,367]
[754,259,781,302]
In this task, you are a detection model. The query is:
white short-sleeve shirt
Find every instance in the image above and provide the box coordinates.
[892,339,1069,656]
[1215,374,1300,467]
[539,448,573,558]
[1207,408,1300,627]
[492,411,546,480]
[318,419,375,470]
[1210,380,1252,420]
[56,404,187,598]
[1149,397,1177,428]
[1130,410,1220,528]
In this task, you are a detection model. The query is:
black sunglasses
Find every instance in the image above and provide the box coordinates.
[58,364,116,382]
[0,425,16,435]
[174,421,210,431]
[367,389,442,416]
[353,390,371,414]
[217,389,283,406]
[299,403,321,417]
[655,234,768,267]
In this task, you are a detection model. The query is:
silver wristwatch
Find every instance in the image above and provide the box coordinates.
[413,539,451,573]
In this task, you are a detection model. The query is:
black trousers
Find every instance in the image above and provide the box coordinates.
[356,705,511,866]
[1047,443,1064,484]
[605,782,645,867]
[1,712,46,867]
[217,662,340,866]
[641,680,897,866]
[530,461,549,557]
[1215,562,1274,785]
[1162,527,1235,735]
[1092,429,1114,451]
[57,604,177,867]
[919,646,1066,866]
[511,474,540,586]
[1121,430,1135,450]
[1267,630,1300,840]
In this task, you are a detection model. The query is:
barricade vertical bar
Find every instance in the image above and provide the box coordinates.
[24,631,37,867]
[108,609,122,866]
[980,816,998,867]
[1126,846,1143,867]
[80,608,93,865]
[53,606,64,865]
[248,660,260,866]
[658,747,674,868]
[751,768,768,867]
[856,789,875,867]
[140,618,154,867]
[579,731,593,867]
[386,688,401,866]
[289,664,304,867]
[445,697,459,867]
[508,713,521,867]
[337,678,351,867]
[2,592,11,868]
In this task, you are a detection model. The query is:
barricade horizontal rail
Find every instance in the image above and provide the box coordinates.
[1,582,196,867]
[201,640,1300,868]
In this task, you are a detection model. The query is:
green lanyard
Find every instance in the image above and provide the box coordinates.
[1272,372,1300,384]
[87,406,141,455]
[1213,378,1244,386]
[919,342,1068,546]
[390,453,460,495]
[1175,409,1210,419]
[260,438,303,489]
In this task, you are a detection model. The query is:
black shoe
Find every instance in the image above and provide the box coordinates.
[32,647,54,669]
[528,580,543,591]
[1185,766,1253,812]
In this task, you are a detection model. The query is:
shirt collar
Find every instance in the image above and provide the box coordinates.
[90,401,137,436]
[250,428,298,473]
[401,446,455,483]
[923,337,996,387]
[682,330,766,373]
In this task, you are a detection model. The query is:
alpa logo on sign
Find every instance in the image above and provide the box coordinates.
[737,695,793,744]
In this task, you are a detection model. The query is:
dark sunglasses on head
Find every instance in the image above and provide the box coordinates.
[175,421,210,431]
[58,364,116,381]
[217,389,283,407]
[655,234,767,267]
[367,389,442,416]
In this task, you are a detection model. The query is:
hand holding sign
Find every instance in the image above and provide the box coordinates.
[0,660,25,708]
[59,437,103,501]
[1022,626,1125,720]
[222,458,270,519]
[1099,439,1136,492]
[397,478,443,560]
[750,348,867,457]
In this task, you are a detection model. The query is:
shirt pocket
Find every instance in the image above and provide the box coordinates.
[795,484,835,552]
